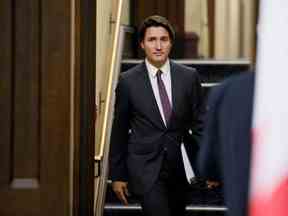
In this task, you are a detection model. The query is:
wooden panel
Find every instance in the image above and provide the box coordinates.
[133,0,157,27]
[0,0,80,215]
[12,0,40,186]
[133,0,184,33]
[0,0,12,186]
[0,0,96,214]
[167,0,184,34]
[167,0,184,58]
[156,0,168,18]
[0,0,43,214]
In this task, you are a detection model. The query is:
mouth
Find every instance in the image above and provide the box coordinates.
[153,52,163,56]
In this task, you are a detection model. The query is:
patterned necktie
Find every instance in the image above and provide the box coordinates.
[156,70,172,125]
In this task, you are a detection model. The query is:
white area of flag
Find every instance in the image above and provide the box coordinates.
[250,0,288,214]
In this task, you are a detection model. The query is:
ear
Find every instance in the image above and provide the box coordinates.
[140,41,144,49]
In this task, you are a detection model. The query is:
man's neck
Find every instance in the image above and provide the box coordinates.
[146,59,169,69]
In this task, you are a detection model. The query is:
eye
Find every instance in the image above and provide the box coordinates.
[161,37,170,42]
[147,37,156,42]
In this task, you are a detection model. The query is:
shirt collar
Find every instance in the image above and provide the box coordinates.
[145,59,170,78]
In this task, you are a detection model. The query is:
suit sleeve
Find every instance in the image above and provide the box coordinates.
[189,71,205,145]
[109,74,131,182]
[197,83,226,181]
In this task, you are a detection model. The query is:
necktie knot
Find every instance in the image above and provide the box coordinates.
[156,70,163,78]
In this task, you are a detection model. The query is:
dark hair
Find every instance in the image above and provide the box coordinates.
[138,15,175,42]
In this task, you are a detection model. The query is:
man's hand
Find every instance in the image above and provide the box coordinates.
[112,181,129,205]
[206,180,220,189]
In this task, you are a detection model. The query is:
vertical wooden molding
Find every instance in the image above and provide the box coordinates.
[207,0,215,58]
[73,0,81,214]
[40,0,72,213]
[69,0,78,214]
[251,0,259,66]
[79,0,96,215]
[0,0,12,186]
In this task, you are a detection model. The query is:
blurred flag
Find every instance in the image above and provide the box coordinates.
[250,0,288,216]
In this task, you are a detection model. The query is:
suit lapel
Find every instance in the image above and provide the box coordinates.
[137,63,166,129]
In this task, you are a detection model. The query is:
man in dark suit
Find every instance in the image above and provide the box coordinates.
[109,15,204,216]
[198,72,255,216]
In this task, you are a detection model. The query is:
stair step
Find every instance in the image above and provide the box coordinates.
[105,182,226,215]
[105,203,227,212]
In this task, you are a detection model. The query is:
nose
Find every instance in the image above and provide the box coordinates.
[155,40,161,50]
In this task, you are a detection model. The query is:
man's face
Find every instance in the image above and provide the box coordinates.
[140,26,172,68]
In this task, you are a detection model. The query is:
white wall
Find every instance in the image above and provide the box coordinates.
[96,0,130,108]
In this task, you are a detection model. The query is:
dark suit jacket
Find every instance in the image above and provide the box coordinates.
[109,61,204,195]
[198,72,255,216]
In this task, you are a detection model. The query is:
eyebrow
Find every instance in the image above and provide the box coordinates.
[146,35,170,40]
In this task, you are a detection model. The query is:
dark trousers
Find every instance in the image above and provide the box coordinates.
[140,153,188,216]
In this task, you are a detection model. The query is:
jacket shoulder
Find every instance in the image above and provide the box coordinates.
[171,61,197,73]
[120,62,145,80]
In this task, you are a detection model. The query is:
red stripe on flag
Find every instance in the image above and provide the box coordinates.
[250,177,288,216]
